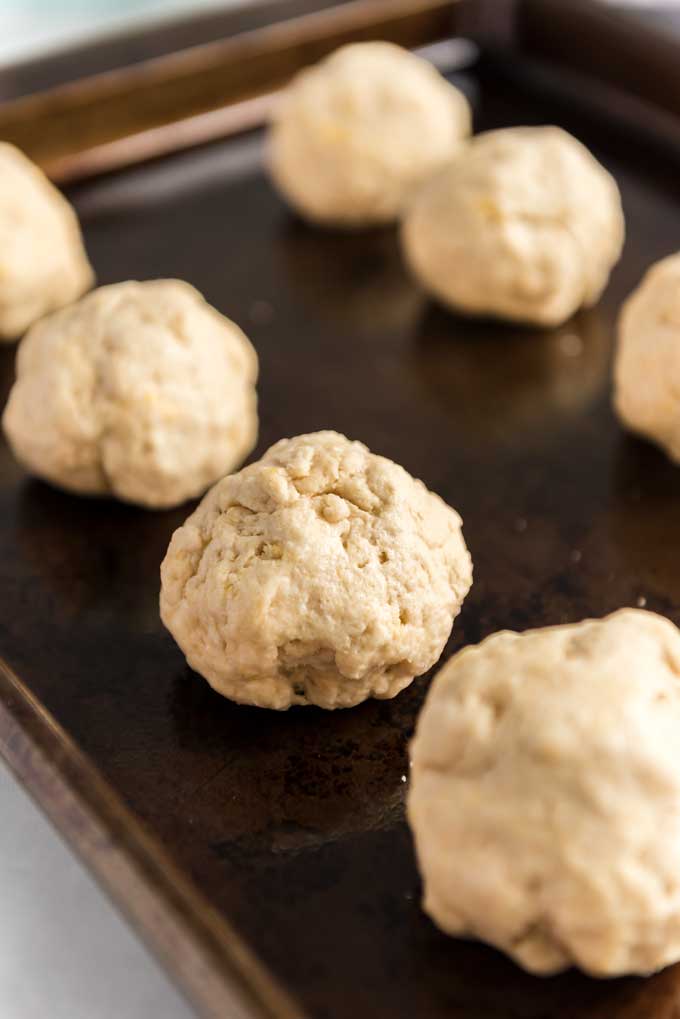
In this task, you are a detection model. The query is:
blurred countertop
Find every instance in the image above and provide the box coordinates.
[0,762,193,1019]
[0,0,235,66]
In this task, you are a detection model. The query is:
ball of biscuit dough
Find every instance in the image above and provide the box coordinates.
[2,280,258,508]
[614,253,680,462]
[160,431,472,709]
[268,42,471,228]
[402,126,624,326]
[408,608,680,977]
[0,143,94,341]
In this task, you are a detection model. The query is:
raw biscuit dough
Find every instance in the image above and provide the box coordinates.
[0,142,94,341]
[268,42,471,227]
[614,252,680,462]
[160,431,472,709]
[408,609,680,977]
[402,126,624,326]
[2,280,258,508]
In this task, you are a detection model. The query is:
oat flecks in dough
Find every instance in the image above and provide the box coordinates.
[2,280,258,508]
[614,252,680,463]
[268,42,471,228]
[160,431,473,710]
[0,143,94,341]
[408,608,680,978]
[402,126,624,327]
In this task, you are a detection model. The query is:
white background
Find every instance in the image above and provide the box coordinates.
[0,762,192,1018]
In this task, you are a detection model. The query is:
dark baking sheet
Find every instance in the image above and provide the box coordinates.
[2,36,680,1019]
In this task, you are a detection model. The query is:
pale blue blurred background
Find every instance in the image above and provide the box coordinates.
[2,0,673,68]
[0,0,233,65]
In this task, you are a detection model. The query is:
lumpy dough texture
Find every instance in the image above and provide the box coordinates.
[402,126,624,326]
[268,42,471,227]
[160,431,473,709]
[0,142,93,341]
[2,280,258,508]
[614,253,680,462]
[408,609,680,977]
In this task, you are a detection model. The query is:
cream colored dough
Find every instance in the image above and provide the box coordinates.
[2,280,258,508]
[402,126,624,326]
[268,42,471,227]
[614,253,680,462]
[0,142,94,341]
[160,431,472,709]
[408,609,680,977]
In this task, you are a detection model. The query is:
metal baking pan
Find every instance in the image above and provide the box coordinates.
[1,2,680,1016]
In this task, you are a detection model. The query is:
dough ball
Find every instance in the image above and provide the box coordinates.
[408,609,680,977]
[160,430,472,709]
[2,280,258,508]
[614,253,680,462]
[0,143,94,341]
[268,42,471,227]
[402,126,624,326]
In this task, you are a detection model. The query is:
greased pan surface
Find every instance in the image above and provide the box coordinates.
[2,52,680,1019]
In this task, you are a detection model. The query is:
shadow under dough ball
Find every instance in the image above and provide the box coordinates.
[412,305,610,447]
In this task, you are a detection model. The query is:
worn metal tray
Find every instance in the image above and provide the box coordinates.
[2,3,680,1017]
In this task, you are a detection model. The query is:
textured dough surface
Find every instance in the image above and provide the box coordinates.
[408,609,680,977]
[0,142,94,341]
[160,431,472,709]
[268,42,471,227]
[2,280,258,508]
[402,126,624,326]
[614,252,680,462]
